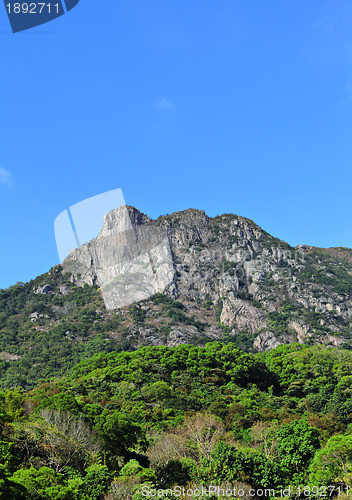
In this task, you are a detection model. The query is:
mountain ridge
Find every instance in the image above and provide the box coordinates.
[63,205,352,350]
[1,205,352,389]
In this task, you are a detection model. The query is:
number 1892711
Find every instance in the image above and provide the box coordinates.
[5,3,60,14]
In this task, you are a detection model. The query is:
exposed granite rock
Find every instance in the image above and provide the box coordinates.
[0,352,22,361]
[64,206,174,309]
[30,312,50,323]
[289,320,311,343]
[324,334,344,347]
[59,285,71,296]
[167,326,199,348]
[35,284,53,295]
[220,293,268,333]
[253,332,281,351]
[62,206,352,351]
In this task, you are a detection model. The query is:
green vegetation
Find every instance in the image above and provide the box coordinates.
[0,343,351,497]
[0,273,216,390]
[4,213,352,497]
[297,254,352,296]
[0,268,134,390]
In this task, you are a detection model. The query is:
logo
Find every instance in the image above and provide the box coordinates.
[4,0,79,33]
[54,189,174,311]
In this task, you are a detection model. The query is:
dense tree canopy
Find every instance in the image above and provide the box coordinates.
[0,342,350,497]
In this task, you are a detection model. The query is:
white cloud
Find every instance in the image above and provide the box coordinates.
[154,97,174,110]
[0,168,13,187]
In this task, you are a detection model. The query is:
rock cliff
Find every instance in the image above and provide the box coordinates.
[62,206,352,351]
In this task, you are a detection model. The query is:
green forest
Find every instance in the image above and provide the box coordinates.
[1,341,352,498]
[2,268,352,498]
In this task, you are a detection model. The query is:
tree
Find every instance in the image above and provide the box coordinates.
[13,410,102,473]
[183,412,225,459]
[104,460,156,500]
[309,434,352,487]
[250,421,279,459]
[276,417,320,484]
[80,464,111,500]
[95,410,146,458]
[147,431,189,467]
[196,441,251,484]
[4,389,24,422]
[11,466,74,499]
[0,441,27,499]
[142,381,172,402]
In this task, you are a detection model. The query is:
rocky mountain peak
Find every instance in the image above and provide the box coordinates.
[62,206,352,351]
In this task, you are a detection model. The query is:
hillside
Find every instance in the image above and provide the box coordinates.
[1,206,352,389]
[1,342,352,498]
[2,206,352,497]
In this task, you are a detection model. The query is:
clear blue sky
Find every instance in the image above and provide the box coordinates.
[1,0,352,289]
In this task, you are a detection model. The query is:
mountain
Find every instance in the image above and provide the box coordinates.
[64,206,352,350]
[1,206,352,388]
[3,206,352,498]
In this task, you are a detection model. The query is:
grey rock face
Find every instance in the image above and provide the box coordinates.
[35,284,53,295]
[63,206,352,351]
[63,206,174,309]
[167,326,199,347]
[253,332,281,351]
[30,312,50,322]
[59,285,71,296]
[288,320,311,343]
[220,293,268,333]
[0,352,22,361]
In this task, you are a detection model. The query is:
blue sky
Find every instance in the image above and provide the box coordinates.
[1,0,352,288]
